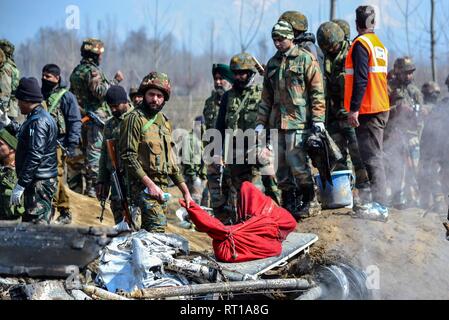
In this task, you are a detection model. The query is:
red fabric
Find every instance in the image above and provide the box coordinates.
[179,181,297,262]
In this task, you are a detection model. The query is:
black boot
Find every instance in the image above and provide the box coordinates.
[56,208,72,225]
[281,189,297,215]
[295,185,321,219]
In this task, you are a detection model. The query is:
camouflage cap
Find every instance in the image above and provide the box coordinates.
[317,22,345,53]
[81,38,105,55]
[394,57,416,73]
[421,81,441,95]
[0,128,17,150]
[279,11,308,33]
[138,71,171,101]
[0,39,15,59]
[230,53,257,73]
[332,19,351,40]
[272,20,295,40]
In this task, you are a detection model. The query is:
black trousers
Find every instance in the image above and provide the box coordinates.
[355,111,390,206]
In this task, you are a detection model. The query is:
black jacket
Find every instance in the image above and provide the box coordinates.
[8,105,58,188]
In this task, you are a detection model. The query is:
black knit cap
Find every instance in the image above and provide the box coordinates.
[356,5,376,29]
[42,64,61,77]
[106,85,128,105]
[15,77,43,103]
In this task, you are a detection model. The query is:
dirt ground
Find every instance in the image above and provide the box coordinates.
[68,188,449,300]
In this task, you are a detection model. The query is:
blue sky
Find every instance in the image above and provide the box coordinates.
[1,0,448,59]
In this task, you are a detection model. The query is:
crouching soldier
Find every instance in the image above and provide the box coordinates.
[0,77,57,224]
[120,72,193,233]
[0,128,25,220]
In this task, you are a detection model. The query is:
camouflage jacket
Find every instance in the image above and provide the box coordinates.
[119,106,184,194]
[98,104,134,184]
[182,129,207,179]
[223,84,262,132]
[257,45,326,130]
[389,81,425,135]
[0,58,19,118]
[70,58,116,114]
[203,90,223,130]
[0,165,25,219]
[323,40,350,125]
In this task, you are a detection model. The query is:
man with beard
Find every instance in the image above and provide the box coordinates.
[70,38,124,198]
[41,64,81,224]
[120,72,193,233]
[97,85,134,224]
[0,128,25,220]
[203,64,234,215]
[215,53,281,223]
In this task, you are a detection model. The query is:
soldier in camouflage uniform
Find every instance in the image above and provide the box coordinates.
[317,21,370,205]
[332,19,351,42]
[0,128,24,220]
[129,86,143,107]
[203,64,234,212]
[421,81,440,106]
[0,40,20,121]
[257,21,326,219]
[70,38,124,198]
[279,11,324,72]
[215,52,281,222]
[97,85,134,224]
[182,115,208,206]
[119,72,193,233]
[385,57,425,209]
[41,64,82,225]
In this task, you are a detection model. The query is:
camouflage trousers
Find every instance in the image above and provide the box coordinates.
[185,175,209,207]
[134,189,168,233]
[83,122,104,189]
[328,121,370,188]
[276,130,315,194]
[207,163,231,209]
[53,146,70,211]
[23,178,57,224]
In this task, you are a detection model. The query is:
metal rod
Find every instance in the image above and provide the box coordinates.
[295,286,323,300]
[121,278,313,299]
[81,285,131,300]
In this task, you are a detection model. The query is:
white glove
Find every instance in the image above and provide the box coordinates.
[312,122,325,133]
[0,109,11,127]
[10,184,25,206]
[255,124,265,134]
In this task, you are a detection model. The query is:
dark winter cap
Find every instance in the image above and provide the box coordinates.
[42,64,61,77]
[15,77,43,103]
[106,85,128,105]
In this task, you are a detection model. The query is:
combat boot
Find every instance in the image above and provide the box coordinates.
[85,180,97,198]
[294,186,321,220]
[281,189,297,215]
[55,208,72,225]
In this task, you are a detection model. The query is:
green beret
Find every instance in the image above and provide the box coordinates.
[0,129,17,150]
[212,64,234,84]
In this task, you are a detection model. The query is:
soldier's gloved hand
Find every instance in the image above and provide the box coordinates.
[0,109,11,127]
[10,184,25,206]
[255,124,265,134]
[312,122,325,134]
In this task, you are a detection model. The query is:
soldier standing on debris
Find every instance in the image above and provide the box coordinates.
[215,52,281,223]
[279,11,325,72]
[203,64,233,215]
[41,64,82,225]
[70,38,124,198]
[120,72,193,233]
[97,86,134,224]
[0,77,57,224]
[129,87,143,107]
[344,5,390,219]
[182,115,208,207]
[317,21,371,207]
[0,128,24,220]
[385,57,424,209]
[256,21,326,219]
[0,40,20,121]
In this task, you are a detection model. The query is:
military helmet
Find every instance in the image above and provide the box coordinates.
[138,71,171,101]
[0,39,15,59]
[0,48,5,66]
[279,11,308,33]
[230,53,257,73]
[129,86,139,98]
[394,57,416,73]
[332,19,351,40]
[81,38,105,55]
[317,22,345,53]
[422,81,441,95]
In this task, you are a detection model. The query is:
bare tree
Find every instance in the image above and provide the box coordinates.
[430,0,436,81]
[236,0,267,52]
[394,0,421,56]
[330,0,337,20]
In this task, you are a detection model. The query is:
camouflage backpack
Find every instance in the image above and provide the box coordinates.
[43,88,68,135]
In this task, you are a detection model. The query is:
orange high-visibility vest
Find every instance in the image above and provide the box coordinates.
[344,33,390,115]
